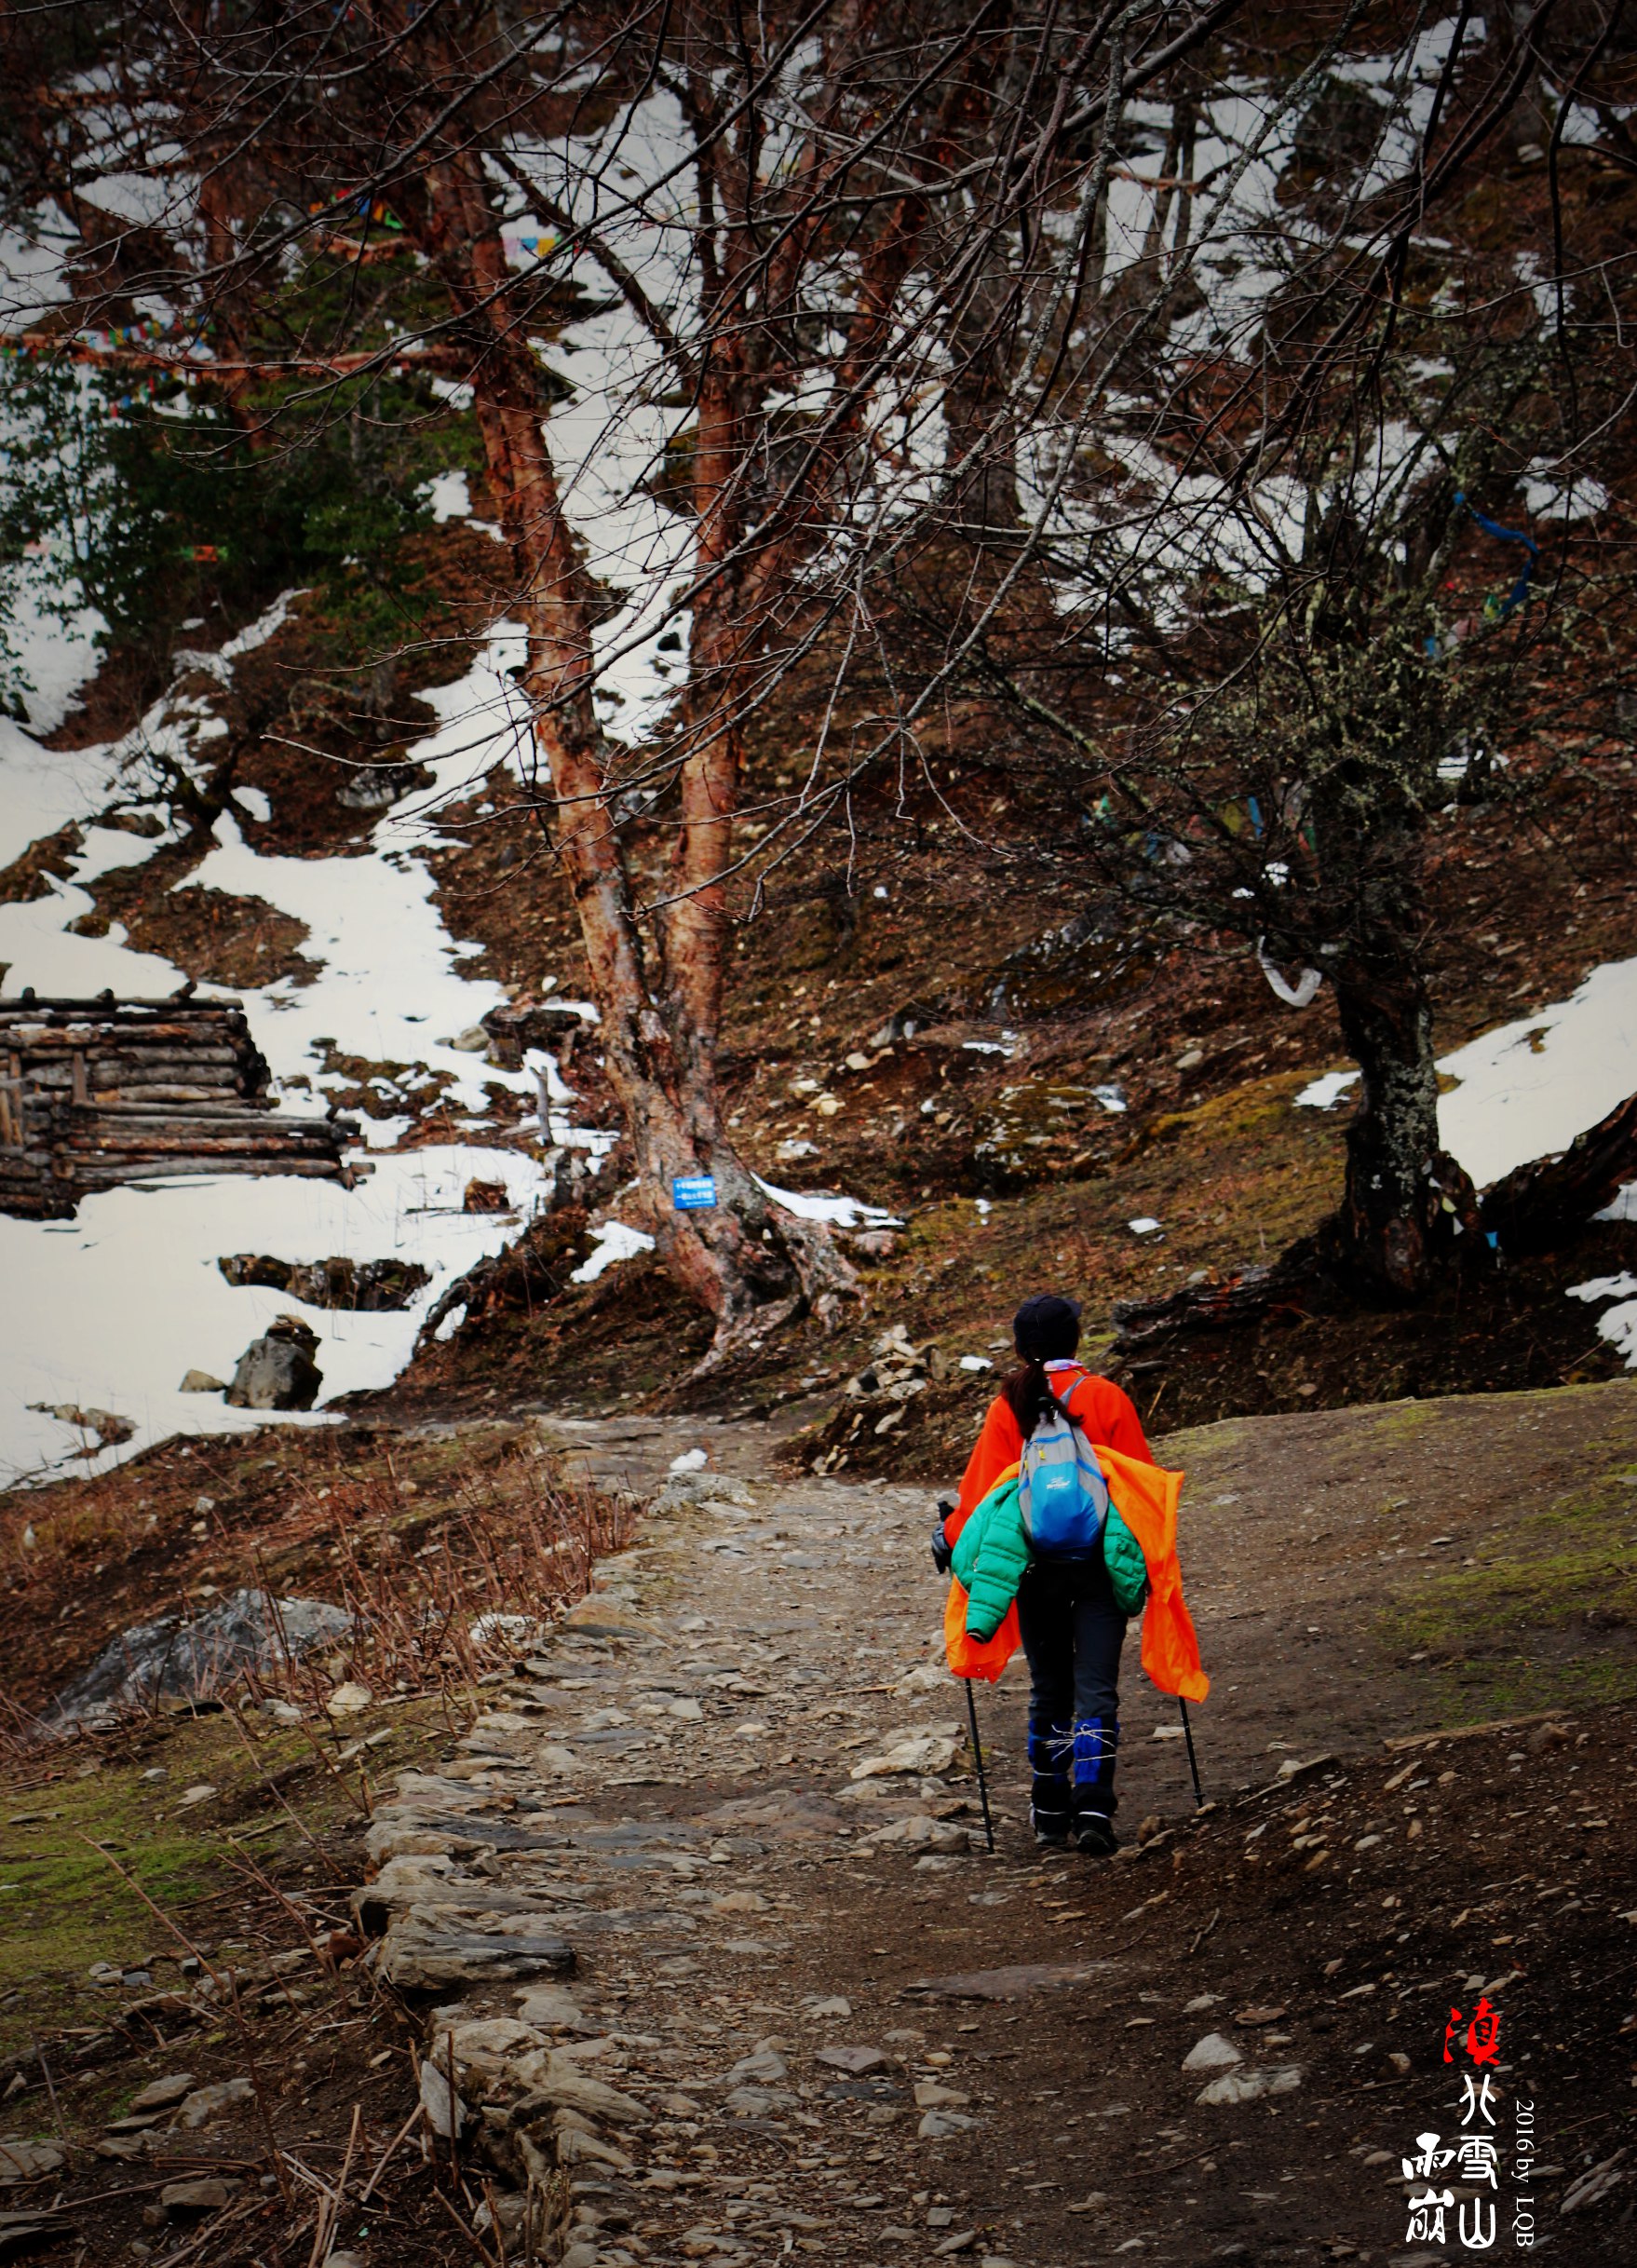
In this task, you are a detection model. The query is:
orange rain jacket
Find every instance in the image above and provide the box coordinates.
[942,1369,1208,1704]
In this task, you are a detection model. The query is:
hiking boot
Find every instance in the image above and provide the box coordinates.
[1074,1815,1119,1858]
[1034,1827,1069,1850]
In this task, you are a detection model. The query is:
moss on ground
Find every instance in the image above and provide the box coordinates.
[1379,1453,1637,1719]
[0,1699,445,2060]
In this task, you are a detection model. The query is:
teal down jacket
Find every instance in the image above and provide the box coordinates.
[951,1472,1149,1642]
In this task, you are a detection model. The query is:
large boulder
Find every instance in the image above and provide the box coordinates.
[224,1313,321,1409]
[48,1591,351,1728]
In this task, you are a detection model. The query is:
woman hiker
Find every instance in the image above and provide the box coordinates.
[934,1293,1207,1854]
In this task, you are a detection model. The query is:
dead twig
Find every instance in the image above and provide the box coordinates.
[435,2180,502,2268]
[1188,1904,1221,1957]
[305,2102,363,2267]
[357,2097,425,2207]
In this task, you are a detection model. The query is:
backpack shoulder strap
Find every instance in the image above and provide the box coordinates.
[1054,1367,1095,1433]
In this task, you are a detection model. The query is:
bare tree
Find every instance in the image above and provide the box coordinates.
[1,0,1251,1359]
[892,2,1637,1303]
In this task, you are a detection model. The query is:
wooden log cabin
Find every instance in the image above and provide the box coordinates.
[0,991,356,1219]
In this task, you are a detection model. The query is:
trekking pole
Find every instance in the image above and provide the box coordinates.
[963,1677,996,1853]
[1178,1698,1203,1808]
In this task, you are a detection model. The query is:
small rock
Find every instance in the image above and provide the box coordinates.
[1196,2064,1303,2107]
[805,1995,852,2018]
[176,1784,218,1809]
[814,2045,888,2075]
[326,1683,372,1716]
[129,2073,196,2112]
[224,1315,321,1411]
[711,1889,767,1915]
[917,2109,978,2138]
[849,1732,958,1780]
[724,2047,787,2085]
[1182,2031,1243,2073]
[933,2231,978,2253]
[178,1370,226,1394]
[174,2077,253,2128]
[668,1697,704,1721]
[377,1912,575,1992]
[514,1984,586,2028]
[1234,2004,1288,2026]
[0,2138,65,2180]
[161,2177,239,2215]
[655,1472,757,1513]
[913,2080,970,2108]
[418,2057,466,2139]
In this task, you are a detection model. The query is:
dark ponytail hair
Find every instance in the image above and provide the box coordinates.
[1002,1359,1057,1441]
[1002,1294,1083,1439]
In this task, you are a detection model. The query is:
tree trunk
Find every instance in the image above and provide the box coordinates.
[402,151,857,1362]
[1320,951,1481,1299]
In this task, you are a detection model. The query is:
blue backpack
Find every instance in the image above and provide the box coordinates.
[1019,1395,1110,1558]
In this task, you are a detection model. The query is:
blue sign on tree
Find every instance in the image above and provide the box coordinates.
[672,1175,718,1211]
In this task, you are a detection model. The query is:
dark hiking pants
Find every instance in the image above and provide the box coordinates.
[1016,1555,1128,1840]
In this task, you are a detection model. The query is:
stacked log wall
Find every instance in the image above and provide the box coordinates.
[0,994,353,1217]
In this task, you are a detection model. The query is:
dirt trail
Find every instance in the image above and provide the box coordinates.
[349,1389,1637,2265]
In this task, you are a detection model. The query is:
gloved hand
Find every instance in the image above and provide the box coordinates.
[929,1499,954,1575]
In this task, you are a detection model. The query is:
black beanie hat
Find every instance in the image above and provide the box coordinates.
[1012,1293,1082,1362]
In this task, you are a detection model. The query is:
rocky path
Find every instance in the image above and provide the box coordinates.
[348,1401,1637,2267]
[358,1428,1052,2265]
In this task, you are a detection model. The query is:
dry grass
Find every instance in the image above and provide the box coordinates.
[0,1422,640,1736]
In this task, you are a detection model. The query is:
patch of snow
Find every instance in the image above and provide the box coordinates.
[570,1220,656,1284]
[1437,957,1637,1188]
[958,1355,994,1374]
[754,1179,900,1230]
[1093,1084,1128,1115]
[669,1447,709,1473]
[1293,957,1637,1188]
[1520,466,1607,522]
[963,1039,1011,1056]
[1565,1274,1637,1304]
[1128,1216,1163,1237]
[1590,1300,1637,1368]
[2,571,106,738]
[0,1146,549,1485]
[0,619,621,1474]
[230,785,271,822]
[469,1612,543,1646]
[1295,1070,1360,1111]
[422,469,472,523]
